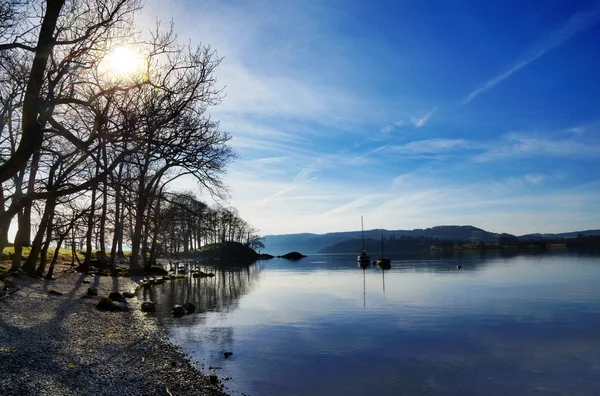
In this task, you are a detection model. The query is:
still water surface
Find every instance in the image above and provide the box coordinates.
[147,252,600,395]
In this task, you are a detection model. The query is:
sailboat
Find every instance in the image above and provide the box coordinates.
[377,233,391,269]
[357,216,371,268]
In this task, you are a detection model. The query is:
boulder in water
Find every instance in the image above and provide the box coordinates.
[141,301,156,313]
[171,305,187,317]
[182,302,196,314]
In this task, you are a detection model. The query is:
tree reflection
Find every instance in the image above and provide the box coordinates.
[146,263,262,324]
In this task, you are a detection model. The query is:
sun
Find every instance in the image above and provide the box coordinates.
[100,46,145,80]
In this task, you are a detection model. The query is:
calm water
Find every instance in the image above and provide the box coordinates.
[146,251,600,396]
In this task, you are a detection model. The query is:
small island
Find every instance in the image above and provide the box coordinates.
[278,252,307,260]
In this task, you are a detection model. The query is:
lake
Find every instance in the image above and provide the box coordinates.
[145,251,600,396]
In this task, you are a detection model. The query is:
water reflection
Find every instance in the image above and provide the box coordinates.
[362,268,366,309]
[152,252,600,396]
[145,263,262,325]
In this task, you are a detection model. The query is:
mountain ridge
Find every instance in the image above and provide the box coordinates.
[261,225,600,254]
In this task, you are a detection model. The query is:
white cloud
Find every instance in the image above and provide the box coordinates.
[473,133,600,162]
[411,107,437,128]
[391,138,475,154]
[523,174,546,185]
[380,125,395,134]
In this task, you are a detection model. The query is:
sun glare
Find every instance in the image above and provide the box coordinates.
[101,46,145,80]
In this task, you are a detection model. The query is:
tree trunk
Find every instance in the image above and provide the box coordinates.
[9,168,26,272]
[81,172,99,272]
[35,205,56,277]
[145,191,163,271]
[21,149,41,247]
[46,234,65,280]
[0,0,66,183]
[22,198,55,276]
[109,166,123,267]
[97,150,108,266]
[0,184,9,251]
[129,202,145,275]
[117,198,125,259]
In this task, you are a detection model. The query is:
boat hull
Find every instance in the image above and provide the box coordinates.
[358,251,371,268]
[377,258,391,269]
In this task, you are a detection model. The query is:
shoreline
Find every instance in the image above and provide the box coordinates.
[0,265,228,396]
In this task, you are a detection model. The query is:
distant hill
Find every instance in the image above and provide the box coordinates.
[262,225,504,254]
[262,226,600,255]
[519,229,600,240]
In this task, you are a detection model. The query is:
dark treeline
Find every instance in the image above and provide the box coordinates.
[0,0,258,277]
[320,233,600,254]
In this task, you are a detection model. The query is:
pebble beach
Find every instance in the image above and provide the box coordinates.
[0,266,227,396]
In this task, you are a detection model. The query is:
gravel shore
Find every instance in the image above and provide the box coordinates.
[0,266,228,396]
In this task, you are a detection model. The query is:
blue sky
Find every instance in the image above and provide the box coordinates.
[142,0,600,236]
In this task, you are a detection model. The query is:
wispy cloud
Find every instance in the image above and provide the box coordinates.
[488,173,551,195]
[350,142,396,163]
[411,107,437,128]
[391,138,477,155]
[473,133,600,162]
[462,4,600,105]
[380,125,395,134]
[292,162,322,184]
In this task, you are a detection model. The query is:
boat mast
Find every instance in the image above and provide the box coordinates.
[361,215,365,251]
[381,233,384,258]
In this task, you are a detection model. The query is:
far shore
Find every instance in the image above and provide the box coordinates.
[0,263,228,396]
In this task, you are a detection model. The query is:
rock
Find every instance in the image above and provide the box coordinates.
[141,302,156,313]
[108,291,126,303]
[182,302,195,314]
[171,305,187,317]
[81,295,94,299]
[48,290,63,296]
[223,352,233,359]
[82,279,91,284]
[87,287,98,296]
[122,291,135,299]
[112,301,130,312]
[95,296,119,312]
[209,375,218,385]
[141,280,151,288]
[148,266,169,275]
